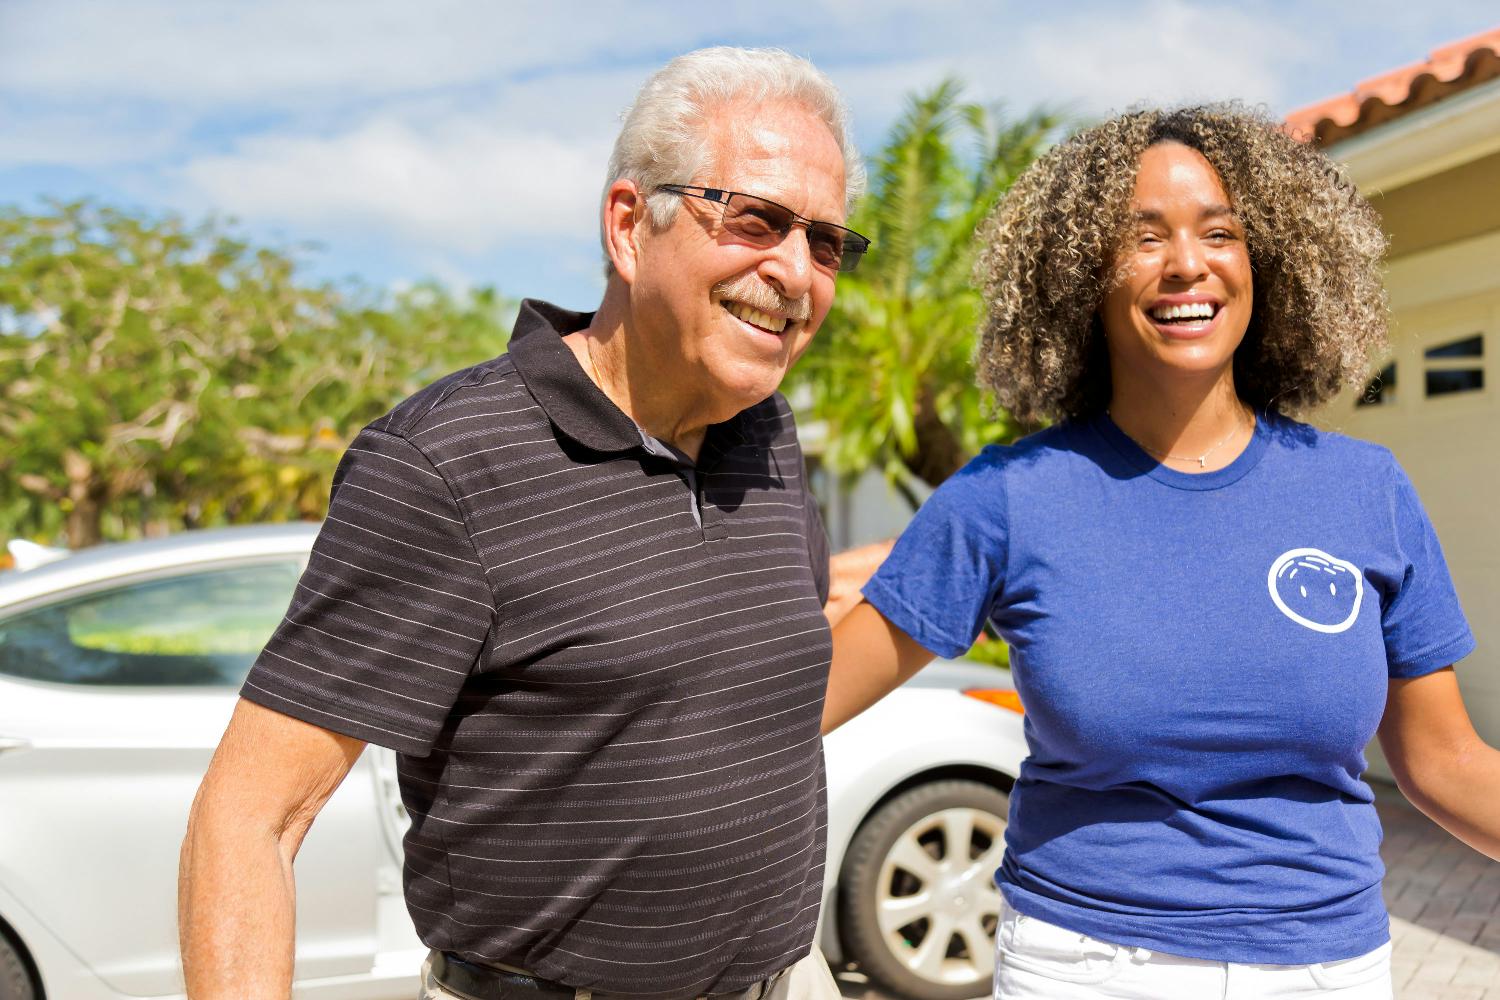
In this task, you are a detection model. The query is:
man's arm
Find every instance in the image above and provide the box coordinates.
[179,698,366,998]
[1378,667,1500,861]
[822,599,936,734]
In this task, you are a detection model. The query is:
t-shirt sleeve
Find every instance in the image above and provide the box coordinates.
[1381,458,1474,678]
[241,428,494,754]
[861,450,1009,659]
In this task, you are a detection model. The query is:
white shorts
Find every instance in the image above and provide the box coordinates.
[994,902,1392,998]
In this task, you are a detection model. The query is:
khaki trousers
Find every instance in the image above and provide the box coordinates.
[419,950,842,1000]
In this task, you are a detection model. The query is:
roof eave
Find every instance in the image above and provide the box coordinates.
[1321,75,1500,194]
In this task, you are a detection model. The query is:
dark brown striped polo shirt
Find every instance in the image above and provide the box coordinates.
[242,299,833,996]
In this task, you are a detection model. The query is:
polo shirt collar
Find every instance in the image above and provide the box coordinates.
[508,298,643,454]
[508,298,758,459]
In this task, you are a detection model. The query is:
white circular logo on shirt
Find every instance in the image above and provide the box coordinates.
[1267,548,1364,634]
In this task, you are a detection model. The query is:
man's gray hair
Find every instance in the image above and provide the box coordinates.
[603,47,865,255]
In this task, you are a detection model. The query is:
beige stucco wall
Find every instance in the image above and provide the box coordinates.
[1326,220,1500,772]
[1365,149,1500,258]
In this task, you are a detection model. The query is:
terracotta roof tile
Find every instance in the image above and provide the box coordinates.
[1285,27,1500,145]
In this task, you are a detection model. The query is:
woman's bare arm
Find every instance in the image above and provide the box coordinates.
[1377,667,1500,861]
[822,599,936,734]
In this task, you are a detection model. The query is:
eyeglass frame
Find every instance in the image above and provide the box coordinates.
[656,184,871,273]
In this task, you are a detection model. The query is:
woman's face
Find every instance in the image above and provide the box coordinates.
[1099,141,1253,393]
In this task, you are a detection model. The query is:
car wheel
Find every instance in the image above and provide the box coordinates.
[837,779,1009,1000]
[0,931,35,1000]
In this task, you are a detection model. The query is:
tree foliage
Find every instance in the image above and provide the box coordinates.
[791,81,1066,503]
[0,202,513,547]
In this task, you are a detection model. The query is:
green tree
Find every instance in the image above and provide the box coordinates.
[792,81,1065,504]
[0,202,512,547]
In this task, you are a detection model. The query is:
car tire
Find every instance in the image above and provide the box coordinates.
[0,931,35,1000]
[837,779,1009,1000]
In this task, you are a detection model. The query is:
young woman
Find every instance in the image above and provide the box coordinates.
[823,106,1500,999]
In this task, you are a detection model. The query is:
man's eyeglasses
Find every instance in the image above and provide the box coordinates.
[658,184,871,273]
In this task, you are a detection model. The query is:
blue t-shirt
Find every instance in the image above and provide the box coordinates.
[863,412,1474,964]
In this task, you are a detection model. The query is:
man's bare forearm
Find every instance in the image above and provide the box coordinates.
[178,699,365,998]
[179,784,301,997]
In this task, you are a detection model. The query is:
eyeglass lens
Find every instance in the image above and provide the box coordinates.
[722,194,862,272]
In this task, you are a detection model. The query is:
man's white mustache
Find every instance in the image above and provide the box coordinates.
[713,276,812,322]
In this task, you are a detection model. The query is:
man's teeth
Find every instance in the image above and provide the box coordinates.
[724,301,788,333]
[1150,302,1217,322]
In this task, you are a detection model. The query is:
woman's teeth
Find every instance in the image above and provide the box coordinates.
[724,301,787,333]
[1150,302,1217,323]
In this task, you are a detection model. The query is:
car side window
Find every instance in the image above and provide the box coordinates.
[0,562,300,686]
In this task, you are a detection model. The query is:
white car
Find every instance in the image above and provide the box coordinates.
[0,526,1026,1000]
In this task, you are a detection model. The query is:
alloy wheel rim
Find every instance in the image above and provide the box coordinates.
[875,806,1007,984]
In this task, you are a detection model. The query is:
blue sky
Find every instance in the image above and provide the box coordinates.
[3,0,1497,311]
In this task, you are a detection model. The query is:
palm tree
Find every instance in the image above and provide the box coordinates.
[792,81,1066,505]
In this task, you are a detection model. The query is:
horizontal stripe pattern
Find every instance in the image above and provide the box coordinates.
[243,306,831,997]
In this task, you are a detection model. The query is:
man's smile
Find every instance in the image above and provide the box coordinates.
[722,299,790,334]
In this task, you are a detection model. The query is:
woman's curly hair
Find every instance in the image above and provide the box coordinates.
[973,103,1389,424]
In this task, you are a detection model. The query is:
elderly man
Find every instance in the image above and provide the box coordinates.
[178,47,870,1000]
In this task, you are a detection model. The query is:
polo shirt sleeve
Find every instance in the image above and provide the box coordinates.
[241,428,494,755]
[1381,458,1475,678]
[861,448,1010,659]
[803,484,831,605]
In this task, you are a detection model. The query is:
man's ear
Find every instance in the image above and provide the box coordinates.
[602,179,646,284]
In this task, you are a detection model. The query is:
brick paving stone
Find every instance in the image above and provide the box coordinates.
[1448,918,1489,945]
[1456,959,1500,987]
[1405,986,1487,999]
[1397,895,1433,921]
[1412,957,1464,985]
[1437,933,1485,957]
[1426,899,1466,924]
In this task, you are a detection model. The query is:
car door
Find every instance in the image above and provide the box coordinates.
[0,556,383,996]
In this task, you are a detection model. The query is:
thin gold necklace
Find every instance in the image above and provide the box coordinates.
[1109,408,1252,469]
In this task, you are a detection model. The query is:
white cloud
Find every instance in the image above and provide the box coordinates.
[1004,0,1312,112]
[178,115,608,253]
[0,0,861,108]
[0,0,572,106]
[0,105,186,168]
[816,1,1314,148]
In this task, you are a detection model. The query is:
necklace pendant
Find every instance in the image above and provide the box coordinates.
[1198,457,1207,469]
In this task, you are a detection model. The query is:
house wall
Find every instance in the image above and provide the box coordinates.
[1327,223,1500,774]
[1365,149,1500,257]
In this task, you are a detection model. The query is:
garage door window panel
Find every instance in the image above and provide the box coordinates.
[1423,333,1484,398]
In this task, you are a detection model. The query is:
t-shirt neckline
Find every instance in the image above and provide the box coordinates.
[1092,409,1270,491]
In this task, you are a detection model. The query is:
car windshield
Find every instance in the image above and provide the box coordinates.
[0,561,300,686]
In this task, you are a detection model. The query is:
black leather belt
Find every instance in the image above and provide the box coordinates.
[431,952,785,1000]
[433,953,574,1000]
